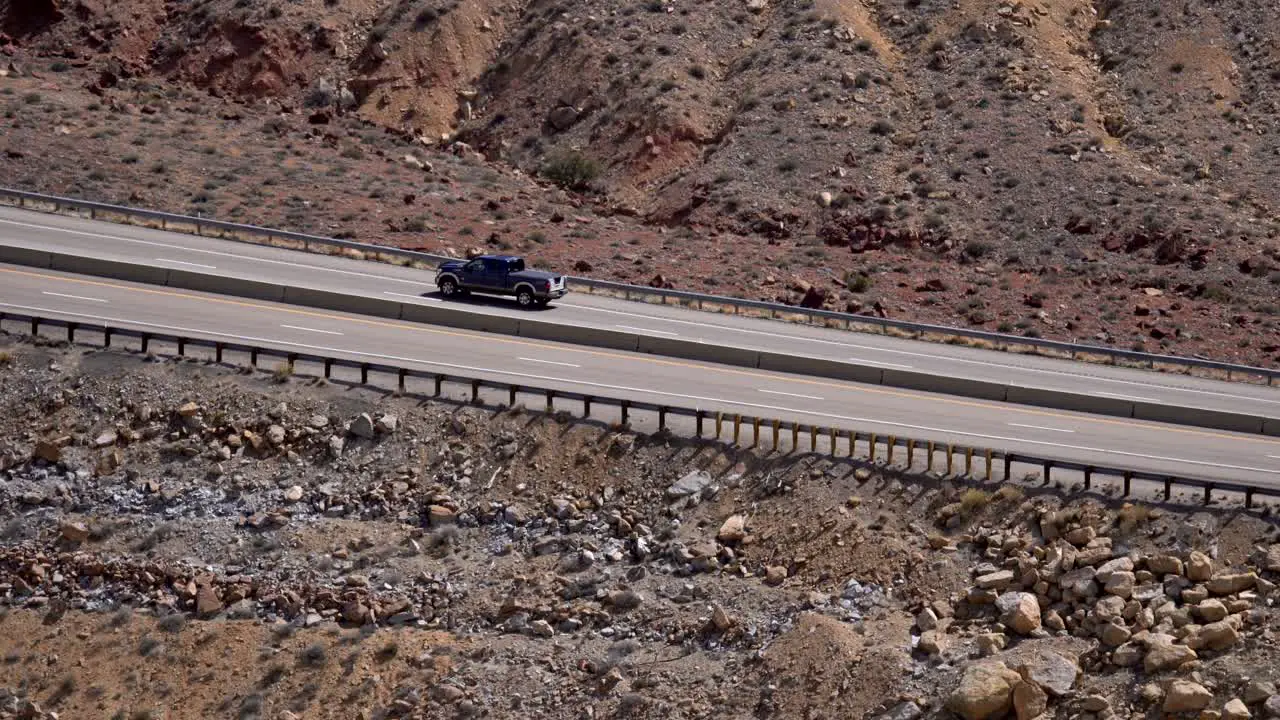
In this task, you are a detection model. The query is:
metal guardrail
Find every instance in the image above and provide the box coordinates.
[2,311,1275,511]
[1,186,1276,386]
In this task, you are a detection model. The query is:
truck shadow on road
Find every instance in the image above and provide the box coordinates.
[419,292,559,311]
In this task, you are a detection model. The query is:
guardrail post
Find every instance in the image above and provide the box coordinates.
[848,431,856,458]
[509,385,518,407]
[434,375,443,396]
[620,400,630,425]
[695,411,704,437]
[584,396,592,418]
[66,322,77,343]
[1082,467,1092,490]
[30,317,39,337]
[906,440,914,468]
[772,420,780,450]
[1122,472,1132,497]
[985,450,993,481]
[752,418,760,448]
[887,436,895,465]
[144,334,153,355]
[791,422,798,450]
[398,369,407,393]
[1003,455,1012,480]
[945,445,954,476]
[962,447,971,476]
[214,342,223,362]
[104,328,113,349]
[470,379,480,402]
[1245,488,1254,509]
[869,434,877,462]
[1042,461,1052,485]
[546,390,555,413]
[658,406,667,431]
[733,414,741,446]
[829,427,837,456]
[715,412,723,439]
[1203,484,1213,506]
[810,426,818,453]
[926,441,934,472]
[177,337,186,356]
[1163,478,1172,501]
[361,364,370,384]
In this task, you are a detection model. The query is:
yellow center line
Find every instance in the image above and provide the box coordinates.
[6,265,1279,447]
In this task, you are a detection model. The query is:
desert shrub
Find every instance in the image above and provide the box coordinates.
[541,152,600,191]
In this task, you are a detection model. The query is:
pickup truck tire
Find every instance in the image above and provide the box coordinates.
[439,277,460,297]
[516,287,535,308]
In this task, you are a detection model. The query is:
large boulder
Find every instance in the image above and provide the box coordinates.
[1012,680,1048,720]
[666,470,713,499]
[1186,620,1239,651]
[1164,681,1214,713]
[1144,635,1198,673]
[1207,572,1257,595]
[1017,650,1080,697]
[996,593,1041,635]
[947,662,1023,720]
[1187,552,1213,582]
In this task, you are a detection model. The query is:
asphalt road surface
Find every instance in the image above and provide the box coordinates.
[2,205,1277,424]
[3,262,1280,487]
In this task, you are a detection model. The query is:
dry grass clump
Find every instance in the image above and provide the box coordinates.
[960,488,991,514]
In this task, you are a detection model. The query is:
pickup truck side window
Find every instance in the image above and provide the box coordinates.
[483,258,507,274]
[464,260,484,274]
[511,258,526,272]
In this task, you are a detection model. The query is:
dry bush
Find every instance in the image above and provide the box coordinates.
[960,488,991,514]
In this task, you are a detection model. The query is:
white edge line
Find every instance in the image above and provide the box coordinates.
[518,357,580,368]
[759,388,825,401]
[1008,423,1075,434]
[848,356,913,369]
[280,324,344,336]
[154,257,216,270]
[616,324,678,336]
[4,301,1280,477]
[385,291,441,302]
[42,291,108,303]
[1094,391,1158,403]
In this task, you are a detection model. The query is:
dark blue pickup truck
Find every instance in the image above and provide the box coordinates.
[434,255,568,308]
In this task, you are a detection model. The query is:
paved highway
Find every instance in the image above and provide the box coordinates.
[1,206,1278,423]
[3,263,1280,487]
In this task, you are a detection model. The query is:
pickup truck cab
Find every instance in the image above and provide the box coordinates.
[435,255,568,308]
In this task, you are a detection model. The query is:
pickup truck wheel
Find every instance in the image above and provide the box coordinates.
[516,288,535,308]
[439,278,459,297]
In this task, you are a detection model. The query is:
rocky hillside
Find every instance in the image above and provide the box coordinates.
[1,0,1279,367]
[3,322,1280,718]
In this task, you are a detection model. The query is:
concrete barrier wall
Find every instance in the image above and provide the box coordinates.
[1263,418,1280,438]
[880,368,1010,402]
[50,253,172,286]
[1005,385,1135,419]
[165,269,286,303]
[399,302,523,335]
[283,286,403,320]
[757,352,885,385]
[517,319,641,353]
[1131,402,1266,435]
[636,334,761,369]
[0,245,53,269]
